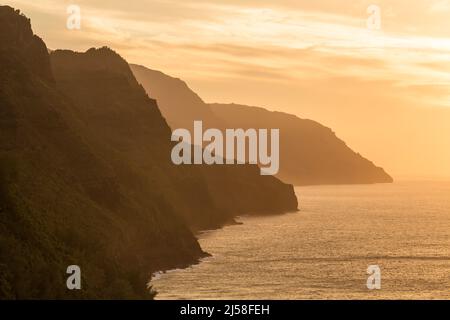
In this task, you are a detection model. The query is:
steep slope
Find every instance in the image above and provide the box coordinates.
[0,6,205,299]
[50,47,231,231]
[131,64,392,185]
[210,104,393,185]
[52,50,297,223]
[130,64,224,131]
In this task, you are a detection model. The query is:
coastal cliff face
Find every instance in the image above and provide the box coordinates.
[210,104,394,186]
[50,48,297,227]
[49,47,231,231]
[0,6,205,299]
[130,64,393,186]
[0,6,297,299]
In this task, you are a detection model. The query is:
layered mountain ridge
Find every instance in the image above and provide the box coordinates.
[0,6,297,299]
[131,64,393,185]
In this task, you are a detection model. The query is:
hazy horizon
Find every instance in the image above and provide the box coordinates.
[6,0,450,179]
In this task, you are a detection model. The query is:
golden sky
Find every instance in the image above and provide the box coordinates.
[6,0,450,179]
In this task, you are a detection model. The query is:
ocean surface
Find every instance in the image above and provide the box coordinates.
[152,181,450,299]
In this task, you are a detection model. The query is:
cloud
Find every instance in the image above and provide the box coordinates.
[429,0,450,13]
[5,0,450,97]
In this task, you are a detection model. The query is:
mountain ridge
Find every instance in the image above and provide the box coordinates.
[130,64,393,186]
[210,102,393,185]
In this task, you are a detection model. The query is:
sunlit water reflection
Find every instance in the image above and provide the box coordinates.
[153,181,450,299]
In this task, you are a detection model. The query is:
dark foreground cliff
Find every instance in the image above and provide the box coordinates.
[0,6,204,299]
[0,6,297,299]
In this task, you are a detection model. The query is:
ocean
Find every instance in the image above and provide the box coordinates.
[152,181,450,299]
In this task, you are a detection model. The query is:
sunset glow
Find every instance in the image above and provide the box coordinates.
[6,0,450,178]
